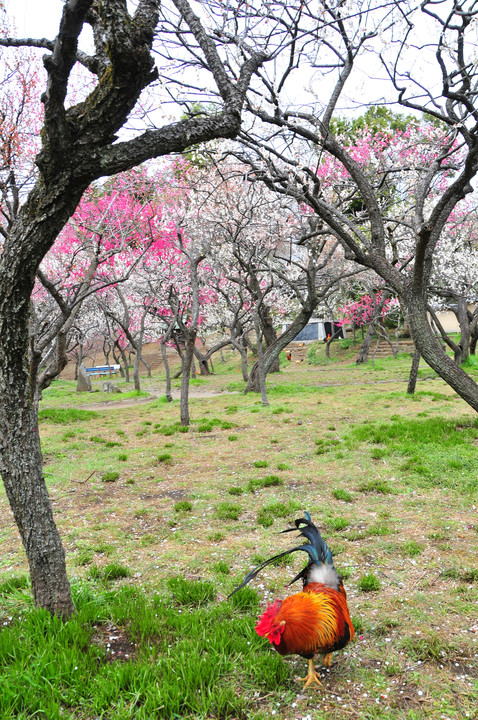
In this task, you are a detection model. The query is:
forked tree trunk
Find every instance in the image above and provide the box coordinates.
[233,340,249,381]
[260,304,280,373]
[246,303,317,392]
[253,308,269,406]
[0,0,266,620]
[324,326,342,359]
[141,357,152,378]
[117,344,130,382]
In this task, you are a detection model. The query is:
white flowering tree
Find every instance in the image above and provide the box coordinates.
[429,206,478,364]
[236,0,478,411]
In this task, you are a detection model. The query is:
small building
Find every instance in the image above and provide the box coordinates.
[282,319,344,343]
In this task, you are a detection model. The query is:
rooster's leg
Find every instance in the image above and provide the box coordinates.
[296,658,322,689]
[323,653,333,667]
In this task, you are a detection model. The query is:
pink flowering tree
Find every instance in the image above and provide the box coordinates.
[31,167,162,399]
[337,288,402,363]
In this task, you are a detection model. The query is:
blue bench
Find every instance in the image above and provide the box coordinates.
[85,364,121,377]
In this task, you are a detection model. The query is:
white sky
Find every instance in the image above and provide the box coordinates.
[0,0,458,123]
[4,0,62,38]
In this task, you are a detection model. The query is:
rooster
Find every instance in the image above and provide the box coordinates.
[229,511,354,688]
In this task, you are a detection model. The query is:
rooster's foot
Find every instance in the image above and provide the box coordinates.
[296,658,322,689]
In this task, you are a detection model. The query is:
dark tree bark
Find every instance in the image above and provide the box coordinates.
[428,289,473,364]
[141,357,152,378]
[246,229,353,391]
[470,310,478,355]
[259,304,280,373]
[0,0,267,616]
[246,302,317,391]
[407,350,421,395]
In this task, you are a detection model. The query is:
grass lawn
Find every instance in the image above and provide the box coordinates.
[0,343,477,719]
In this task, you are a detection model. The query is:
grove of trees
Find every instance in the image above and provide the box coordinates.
[2,0,478,617]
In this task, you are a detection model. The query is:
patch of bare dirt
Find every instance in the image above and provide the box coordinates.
[91,622,137,663]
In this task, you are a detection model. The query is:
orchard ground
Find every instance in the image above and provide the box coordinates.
[0,342,477,720]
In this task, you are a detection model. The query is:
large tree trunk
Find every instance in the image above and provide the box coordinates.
[0,0,266,618]
[403,295,478,411]
[231,338,249,381]
[141,356,152,378]
[325,325,342,359]
[470,310,478,355]
[0,401,74,617]
[193,346,211,375]
[356,323,377,364]
[0,224,77,616]
[252,306,269,405]
[454,296,471,364]
[117,343,130,382]
[36,331,69,402]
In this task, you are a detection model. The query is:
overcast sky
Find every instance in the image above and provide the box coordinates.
[4,0,62,38]
[2,0,448,121]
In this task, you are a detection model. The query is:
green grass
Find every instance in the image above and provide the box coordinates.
[101,471,120,483]
[247,475,283,492]
[358,478,395,494]
[346,416,478,493]
[4,350,478,720]
[333,488,353,502]
[42,380,149,407]
[358,573,381,592]
[157,452,172,463]
[256,500,297,528]
[228,486,243,496]
[0,582,291,720]
[174,500,192,512]
[167,576,216,606]
[102,562,131,580]
[39,407,98,424]
[216,502,242,521]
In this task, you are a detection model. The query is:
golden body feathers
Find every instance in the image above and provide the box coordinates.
[257,582,355,659]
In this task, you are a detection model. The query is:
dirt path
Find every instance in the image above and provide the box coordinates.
[77,374,439,411]
[81,388,239,410]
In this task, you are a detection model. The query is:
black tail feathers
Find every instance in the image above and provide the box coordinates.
[228,511,333,598]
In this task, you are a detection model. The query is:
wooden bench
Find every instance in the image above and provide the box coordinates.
[85,364,121,377]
